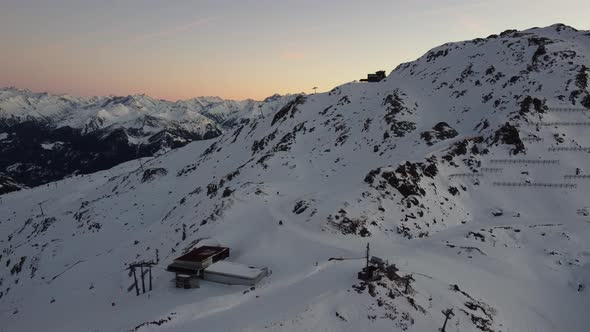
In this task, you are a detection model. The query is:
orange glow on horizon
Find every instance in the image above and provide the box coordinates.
[1,0,589,101]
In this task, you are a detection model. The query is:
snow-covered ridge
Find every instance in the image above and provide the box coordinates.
[0,89,297,192]
[0,89,295,133]
[1,24,590,331]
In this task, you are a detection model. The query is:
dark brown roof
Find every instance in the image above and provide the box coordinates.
[174,246,229,263]
[167,262,200,274]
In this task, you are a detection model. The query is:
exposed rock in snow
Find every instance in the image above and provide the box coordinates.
[0,173,26,194]
[420,122,458,146]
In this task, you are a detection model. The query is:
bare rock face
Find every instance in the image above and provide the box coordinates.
[141,168,168,183]
[0,173,25,195]
[490,123,525,155]
[373,160,438,199]
[518,96,546,116]
[421,122,458,146]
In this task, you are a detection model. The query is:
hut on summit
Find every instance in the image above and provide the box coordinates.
[360,70,386,82]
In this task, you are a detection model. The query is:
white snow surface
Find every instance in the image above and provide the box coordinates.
[204,261,266,279]
[1,24,590,331]
[40,142,63,150]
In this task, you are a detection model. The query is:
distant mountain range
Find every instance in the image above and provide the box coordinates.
[0,89,296,193]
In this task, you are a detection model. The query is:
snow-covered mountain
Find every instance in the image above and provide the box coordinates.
[0,89,296,192]
[1,24,590,331]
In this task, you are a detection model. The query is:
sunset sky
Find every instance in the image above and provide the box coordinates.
[1,0,589,101]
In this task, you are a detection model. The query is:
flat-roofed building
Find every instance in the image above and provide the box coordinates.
[360,70,386,82]
[203,261,270,286]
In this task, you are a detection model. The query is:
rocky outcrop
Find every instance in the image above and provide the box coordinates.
[0,173,25,195]
[421,122,458,146]
[490,123,525,155]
